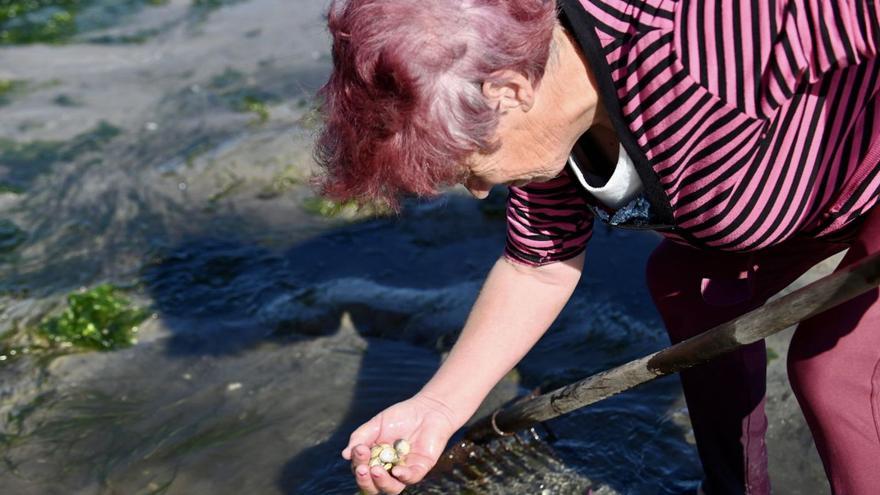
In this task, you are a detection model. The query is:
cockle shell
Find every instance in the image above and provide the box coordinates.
[368,438,410,471]
[393,439,411,456]
[378,447,398,464]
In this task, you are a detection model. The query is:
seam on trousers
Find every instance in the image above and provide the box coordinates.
[742,347,755,495]
[872,357,880,446]
[743,407,753,494]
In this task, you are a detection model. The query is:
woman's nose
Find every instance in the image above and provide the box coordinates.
[464,176,492,200]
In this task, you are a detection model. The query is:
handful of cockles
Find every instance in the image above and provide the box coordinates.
[368,439,410,472]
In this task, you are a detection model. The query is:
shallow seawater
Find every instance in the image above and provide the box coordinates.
[0,0,246,45]
[1,197,702,494]
[0,1,703,493]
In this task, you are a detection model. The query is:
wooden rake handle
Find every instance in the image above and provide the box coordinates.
[464,251,880,444]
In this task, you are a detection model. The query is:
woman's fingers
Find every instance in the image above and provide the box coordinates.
[342,420,381,459]
[370,466,408,494]
[350,444,378,493]
[351,442,432,493]
[389,463,429,485]
[390,451,433,484]
[353,462,378,494]
[351,444,372,467]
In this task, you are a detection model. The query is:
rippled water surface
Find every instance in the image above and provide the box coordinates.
[0,1,827,494]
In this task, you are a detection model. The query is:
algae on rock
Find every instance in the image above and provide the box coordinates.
[38,284,148,351]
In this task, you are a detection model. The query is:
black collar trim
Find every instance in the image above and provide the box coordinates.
[557,0,676,226]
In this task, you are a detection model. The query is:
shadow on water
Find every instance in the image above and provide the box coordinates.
[142,195,498,493]
[139,190,701,494]
[142,196,499,357]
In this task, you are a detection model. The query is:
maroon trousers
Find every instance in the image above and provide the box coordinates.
[646,207,880,495]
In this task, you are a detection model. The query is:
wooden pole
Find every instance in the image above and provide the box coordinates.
[463,251,880,444]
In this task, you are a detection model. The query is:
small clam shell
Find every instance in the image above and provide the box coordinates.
[370,445,383,458]
[368,457,383,467]
[378,447,398,464]
[393,439,411,456]
[383,463,393,471]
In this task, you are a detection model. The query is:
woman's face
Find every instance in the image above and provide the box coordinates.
[458,25,603,200]
[460,96,574,199]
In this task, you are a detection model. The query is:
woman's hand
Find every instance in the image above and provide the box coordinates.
[342,254,584,493]
[342,393,462,494]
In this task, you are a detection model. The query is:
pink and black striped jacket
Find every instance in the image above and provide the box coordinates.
[505,0,880,265]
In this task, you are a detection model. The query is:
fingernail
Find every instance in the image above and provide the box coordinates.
[356,466,368,476]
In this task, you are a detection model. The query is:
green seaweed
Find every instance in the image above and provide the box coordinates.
[56,119,121,157]
[0,79,28,106]
[256,165,300,200]
[146,414,266,460]
[207,69,277,123]
[766,347,780,362]
[38,284,148,351]
[301,197,358,218]
[85,25,160,44]
[0,184,23,194]
[190,0,244,12]
[302,196,391,219]
[0,120,120,165]
[4,392,55,436]
[207,172,245,203]
[0,121,121,191]
[0,1,78,44]
[224,89,277,124]
[0,0,170,45]
[237,94,269,123]
[207,67,245,89]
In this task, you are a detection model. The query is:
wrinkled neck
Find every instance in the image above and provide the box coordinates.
[529,25,611,152]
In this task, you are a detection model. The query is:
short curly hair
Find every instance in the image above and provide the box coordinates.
[314,0,558,208]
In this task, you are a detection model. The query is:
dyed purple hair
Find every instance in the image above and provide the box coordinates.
[314,0,558,208]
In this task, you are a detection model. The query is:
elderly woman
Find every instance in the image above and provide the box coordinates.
[318,0,880,494]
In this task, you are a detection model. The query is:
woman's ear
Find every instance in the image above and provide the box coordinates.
[482,70,535,112]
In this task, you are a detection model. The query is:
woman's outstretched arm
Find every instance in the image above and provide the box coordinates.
[419,251,585,424]
[343,250,585,494]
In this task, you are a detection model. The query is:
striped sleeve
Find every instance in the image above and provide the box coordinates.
[504,168,594,266]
